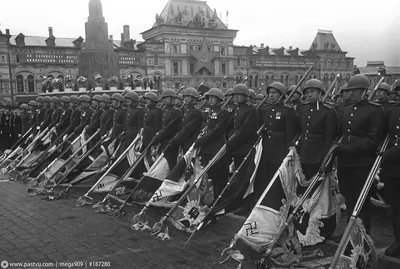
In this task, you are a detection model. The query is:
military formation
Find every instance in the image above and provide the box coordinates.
[2,72,400,259]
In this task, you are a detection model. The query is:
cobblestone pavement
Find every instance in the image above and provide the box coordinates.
[1,178,399,269]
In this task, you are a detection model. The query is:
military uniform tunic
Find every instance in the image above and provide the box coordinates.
[110,106,126,141]
[99,108,113,137]
[124,106,144,148]
[56,108,72,134]
[141,105,162,148]
[151,104,182,150]
[86,108,103,137]
[64,108,81,135]
[21,111,30,135]
[48,107,62,130]
[74,107,93,134]
[40,107,54,131]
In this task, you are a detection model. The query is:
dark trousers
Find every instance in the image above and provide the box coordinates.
[201,152,230,200]
[338,166,372,233]
[301,163,321,181]
[164,144,180,171]
[252,160,279,206]
[385,178,400,241]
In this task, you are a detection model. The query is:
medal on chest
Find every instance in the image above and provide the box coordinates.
[276,112,281,120]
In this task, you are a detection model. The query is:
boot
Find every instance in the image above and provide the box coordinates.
[385,241,400,257]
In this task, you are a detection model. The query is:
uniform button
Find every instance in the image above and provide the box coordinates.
[347,129,350,132]
[272,109,275,112]
[354,107,357,110]
[397,126,400,129]
[306,130,309,133]
[308,116,310,119]
[348,121,351,124]
[311,109,313,112]
[307,123,309,126]
[350,114,354,116]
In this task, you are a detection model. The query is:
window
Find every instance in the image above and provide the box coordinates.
[0,55,5,62]
[173,45,178,54]
[173,61,179,75]
[154,55,159,65]
[221,47,226,56]
[208,47,211,51]
[237,57,241,66]
[254,75,259,88]
[222,82,227,88]
[16,75,24,93]
[347,61,351,69]
[280,75,284,84]
[16,54,20,63]
[221,63,226,75]
[197,45,202,51]
[189,62,195,75]
[189,46,194,51]
[174,82,180,89]
[27,75,35,92]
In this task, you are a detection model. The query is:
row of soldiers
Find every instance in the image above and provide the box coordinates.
[6,74,400,257]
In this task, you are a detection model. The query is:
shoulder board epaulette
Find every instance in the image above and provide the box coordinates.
[389,101,399,106]
[301,101,310,106]
[369,101,381,107]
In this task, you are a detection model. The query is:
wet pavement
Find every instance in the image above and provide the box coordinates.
[1,178,399,269]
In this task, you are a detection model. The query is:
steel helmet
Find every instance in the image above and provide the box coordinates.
[340,83,348,93]
[232,84,249,96]
[125,91,139,101]
[267,82,288,96]
[60,96,70,103]
[377,82,391,93]
[20,104,29,110]
[79,95,91,102]
[50,97,59,103]
[69,95,79,103]
[161,89,176,99]
[225,88,233,96]
[101,94,111,103]
[287,85,301,95]
[111,93,126,102]
[205,88,224,101]
[346,74,370,90]
[36,97,43,103]
[43,96,51,103]
[92,95,103,102]
[302,79,325,94]
[28,100,37,107]
[144,92,158,102]
[182,87,200,98]
[255,93,265,100]
[248,89,256,99]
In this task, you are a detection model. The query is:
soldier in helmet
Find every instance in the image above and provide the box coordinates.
[298,79,337,181]
[99,94,114,137]
[28,101,37,130]
[378,96,400,256]
[375,82,393,115]
[335,74,385,234]
[194,88,230,202]
[247,89,256,106]
[110,93,126,142]
[40,96,54,131]
[123,91,144,149]
[254,93,266,108]
[150,89,182,165]
[174,93,183,111]
[224,88,236,114]
[12,106,22,143]
[141,92,162,149]
[287,85,302,113]
[253,82,298,206]
[166,87,203,168]
[74,95,93,135]
[47,97,62,132]
[64,96,81,136]
[20,104,30,136]
[55,96,71,135]
[85,95,103,139]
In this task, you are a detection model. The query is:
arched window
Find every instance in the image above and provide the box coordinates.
[254,75,259,88]
[153,74,162,92]
[57,75,64,91]
[16,75,24,92]
[173,45,178,54]
[27,75,35,92]
[249,75,253,88]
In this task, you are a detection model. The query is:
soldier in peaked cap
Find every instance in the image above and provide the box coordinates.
[194,88,230,201]
[110,93,126,142]
[298,79,337,181]
[123,91,144,149]
[150,89,182,166]
[165,87,203,169]
[252,82,298,207]
[64,95,81,136]
[141,92,162,149]
[335,74,385,234]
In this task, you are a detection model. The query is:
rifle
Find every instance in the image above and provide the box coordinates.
[159,84,187,110]
[322,73,340,103]
[0,126,34,165]
[329,134,390,269]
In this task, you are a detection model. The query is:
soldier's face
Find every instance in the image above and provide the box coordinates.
[184,96,194,105]
[343,90,351,100]
[290,92,301,102]
[60,101,65,108]
[375,89,388,101]
[233,94,247,104]
[208,96,220,106]
[268,89,281,103]
[164,97,173,105]
[305,88,320,102]
[174,98,181,106]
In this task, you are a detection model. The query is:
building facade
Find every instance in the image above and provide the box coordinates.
[0,0,357,104]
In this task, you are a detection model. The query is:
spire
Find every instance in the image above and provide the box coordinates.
[89,0,103,19]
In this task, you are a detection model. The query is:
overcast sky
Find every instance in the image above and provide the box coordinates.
[1,0,400,66]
